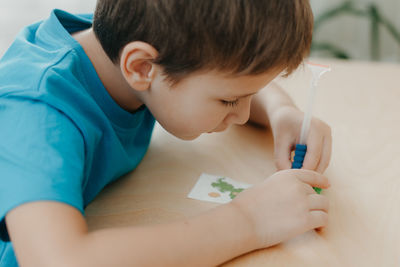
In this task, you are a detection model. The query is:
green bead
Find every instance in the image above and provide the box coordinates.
[313,187,322,194]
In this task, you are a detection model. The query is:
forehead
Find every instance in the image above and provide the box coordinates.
[174,69,283,96]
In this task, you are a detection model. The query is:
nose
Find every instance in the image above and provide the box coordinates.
[224,98,251,126]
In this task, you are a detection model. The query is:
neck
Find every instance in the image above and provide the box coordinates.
[72,28,144,112]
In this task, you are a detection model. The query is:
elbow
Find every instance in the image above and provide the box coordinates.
[17,244,91,267]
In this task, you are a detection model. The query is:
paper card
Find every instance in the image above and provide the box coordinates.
[187,173,252,204]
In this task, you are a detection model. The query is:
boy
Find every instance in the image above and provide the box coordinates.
[0,0,332,266]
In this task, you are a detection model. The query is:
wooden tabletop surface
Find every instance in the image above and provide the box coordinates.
[85,59,400,266]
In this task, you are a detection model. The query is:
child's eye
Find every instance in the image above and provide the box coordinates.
[221,99,239,107]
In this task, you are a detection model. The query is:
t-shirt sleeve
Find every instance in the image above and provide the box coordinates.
[0,96,86,242]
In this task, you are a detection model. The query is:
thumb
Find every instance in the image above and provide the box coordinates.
[293,169,331,189]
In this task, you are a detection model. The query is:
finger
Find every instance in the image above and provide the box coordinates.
[274,139,293,170]
[302,183,316,195]
[308,194,329,212]
[315,135,332,174]
[294,169,330,189]
[308,210,329,229]
[302,134,323,171]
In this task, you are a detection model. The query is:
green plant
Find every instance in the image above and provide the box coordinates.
[312,1,400,60]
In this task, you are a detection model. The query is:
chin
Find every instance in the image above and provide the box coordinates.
[160,125,200,141]
[177,134,200,141]
[169,131,201,141]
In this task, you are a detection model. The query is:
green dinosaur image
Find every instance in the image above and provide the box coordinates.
[211,177,244,199]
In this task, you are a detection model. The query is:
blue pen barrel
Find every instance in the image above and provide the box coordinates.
[291,144,322,194]
[291,144,307,169]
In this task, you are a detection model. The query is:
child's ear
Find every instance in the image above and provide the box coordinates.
[120,41,158,91]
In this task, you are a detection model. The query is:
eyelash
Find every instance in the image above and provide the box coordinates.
[221,99,239,107]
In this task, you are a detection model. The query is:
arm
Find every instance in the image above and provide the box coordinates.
[6,201,255,267]
[6,169,330,267]
[3,96,328,266]
[248,81,297,128]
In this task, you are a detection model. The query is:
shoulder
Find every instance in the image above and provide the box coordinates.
[0,96,85,160]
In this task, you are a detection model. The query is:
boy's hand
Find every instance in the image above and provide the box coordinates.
[230,169,330,249]
[269,105,332,173]
[249,83,331,173]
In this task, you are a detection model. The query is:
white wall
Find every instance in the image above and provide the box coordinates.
[0,0,96,56]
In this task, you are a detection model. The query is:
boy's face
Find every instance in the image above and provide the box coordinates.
[141,68,282,140]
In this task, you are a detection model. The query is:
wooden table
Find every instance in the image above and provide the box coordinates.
[85,59,400,266]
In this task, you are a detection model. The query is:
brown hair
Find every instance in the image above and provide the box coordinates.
[93,0,313,82]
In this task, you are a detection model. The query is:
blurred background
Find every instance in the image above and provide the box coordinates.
[311,0,400,62]
[0,0,399,62]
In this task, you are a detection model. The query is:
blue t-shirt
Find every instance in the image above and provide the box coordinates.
[0,9,155,266]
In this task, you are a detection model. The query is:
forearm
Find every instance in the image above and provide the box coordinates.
[249,81,298,127]
[76,203,256,267]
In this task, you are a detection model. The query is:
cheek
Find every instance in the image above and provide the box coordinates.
[146,79,227,136]
[177,100,224,131]
[167,99,227,135]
